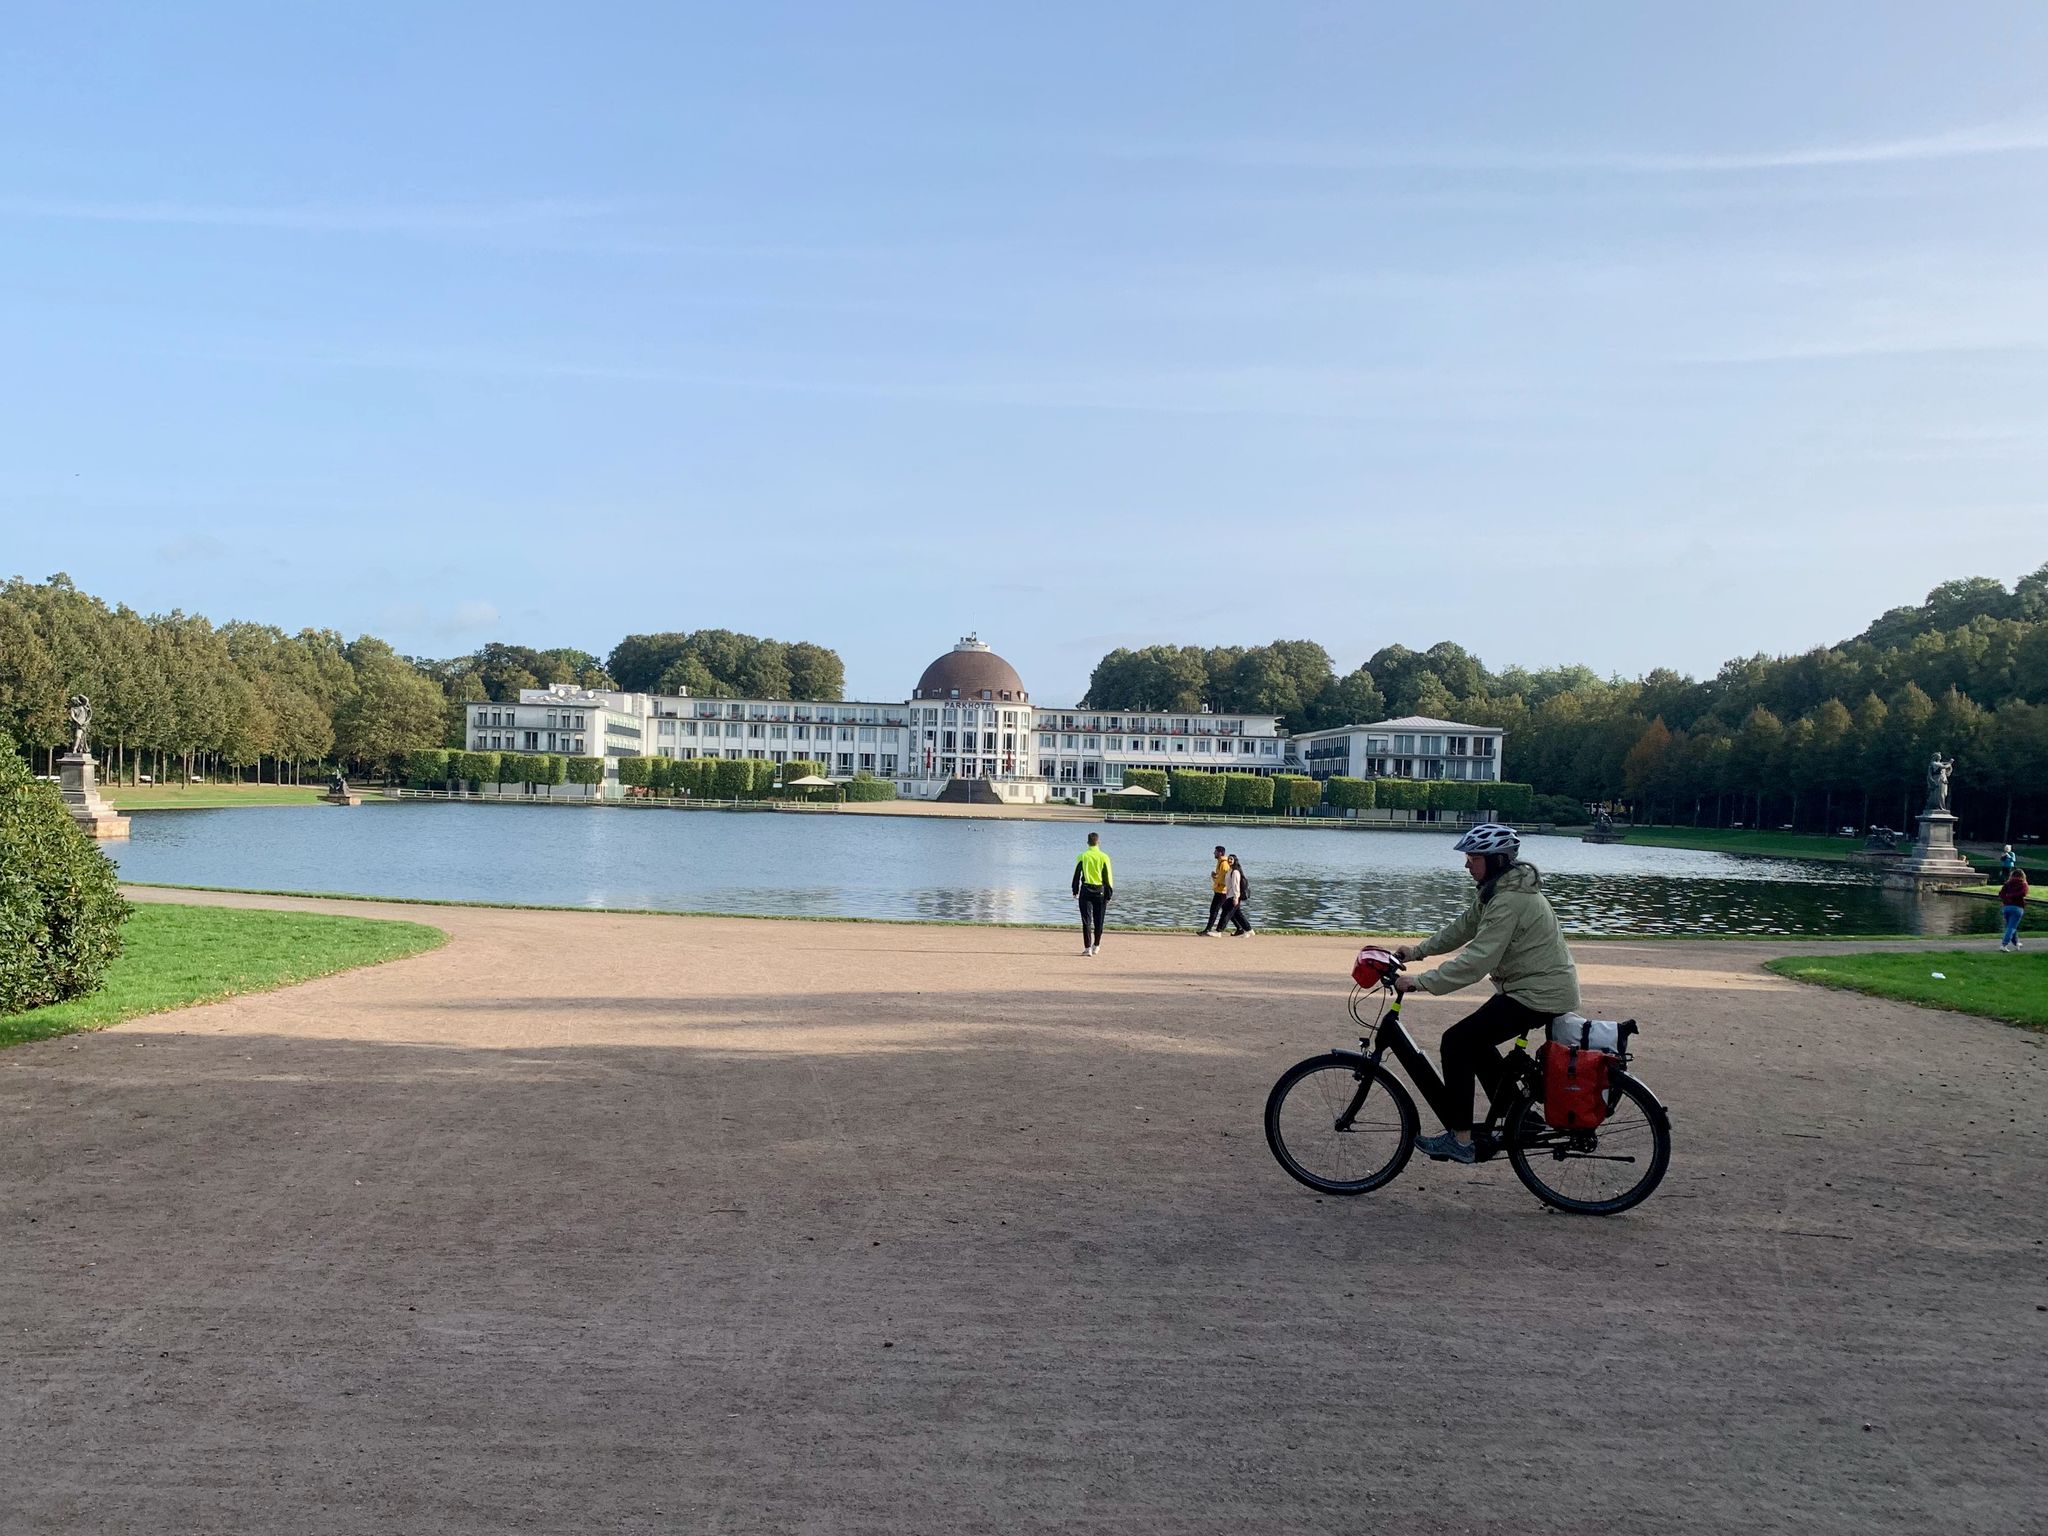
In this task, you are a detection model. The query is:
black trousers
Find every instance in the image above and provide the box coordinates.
[1440,993,1553,1132]
[1077,887,1107,946]
[1224,898,1250,934]
[1205,893,1229,931]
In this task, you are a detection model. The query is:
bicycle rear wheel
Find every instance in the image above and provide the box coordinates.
[1265,1053,1417,1195]
[1504,1072,1670,1215]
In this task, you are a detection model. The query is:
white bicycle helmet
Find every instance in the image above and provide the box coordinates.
[1452,822,1521,856]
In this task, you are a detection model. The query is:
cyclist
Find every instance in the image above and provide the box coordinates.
[1390,823,1580,1164]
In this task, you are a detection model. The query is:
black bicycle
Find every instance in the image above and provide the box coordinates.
[1264,951,1671,1215]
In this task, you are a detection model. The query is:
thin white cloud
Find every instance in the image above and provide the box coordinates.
[0,196,613,234]
[1099,117,2048,175]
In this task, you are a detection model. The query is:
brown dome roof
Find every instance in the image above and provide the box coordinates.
[913,636,1027,702]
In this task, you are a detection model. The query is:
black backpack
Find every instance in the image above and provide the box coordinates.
[1235,865,1251,902]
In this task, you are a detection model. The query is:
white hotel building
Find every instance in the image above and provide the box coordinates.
[464,636,1504,807]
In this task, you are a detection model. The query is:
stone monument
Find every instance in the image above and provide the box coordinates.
[1873,752,1977,889]
[321,769,362,807]
[1582,806,1627,845]
[56,695,130,840]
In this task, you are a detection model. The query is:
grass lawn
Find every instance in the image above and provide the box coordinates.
[0,903,447,1049]
[105,782,334,810]
[1604,826,1865,861]
[1765,948,2048,1030]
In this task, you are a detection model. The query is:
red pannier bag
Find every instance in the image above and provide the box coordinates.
[1541,1041,1611,1130]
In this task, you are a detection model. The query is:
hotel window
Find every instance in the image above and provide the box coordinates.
[771,725,787,740]
[1106,736,1122,751]
[943,731,957,751]
[1261,741,1277,755]
[859,753,875,771]
[1367,736,1389,754]
[1477,737,1496,758]
[1393,734,1416,754]
[1448,736,1469,756]
[982,732,997,752]
[859,727,876,743]
[1393,759,1414,777]
[1366,756,1388,775]
[1241,740,1257,754]
[748,724,765,739]
[881,754,898,773]
[1195,739,1211,753]
[794,725,809,741]
[1081,762,1100,782]
[1039,759,1055,777]
[1174,740,1187,752]
[1063,735,1077,750]
[1421,735,1444,756]
[1040,734,1056,749]
[982,758,997,778]
[838,727,853,742]
[1152,739,1166,753]
[1083,736,1099,751]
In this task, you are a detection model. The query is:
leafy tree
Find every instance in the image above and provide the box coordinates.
[0,742,130,1014]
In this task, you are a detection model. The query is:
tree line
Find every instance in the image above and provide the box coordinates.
[0,575,846,783]
[1082,563,2048,839]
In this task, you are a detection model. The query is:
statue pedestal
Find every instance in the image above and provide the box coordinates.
[57,753,130,840]
[321,790,362,806]
[1581,828,1627,844]
[1875,809,1977,889]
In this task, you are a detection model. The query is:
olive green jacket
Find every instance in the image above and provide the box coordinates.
[1412,862,1581,1015]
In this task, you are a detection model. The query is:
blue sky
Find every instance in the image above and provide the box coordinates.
[3,2,2044,703]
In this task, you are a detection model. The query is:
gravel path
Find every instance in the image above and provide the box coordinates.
[4,889,2043,1535]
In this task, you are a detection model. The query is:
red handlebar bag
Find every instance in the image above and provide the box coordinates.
[1541,1042,1611,1130]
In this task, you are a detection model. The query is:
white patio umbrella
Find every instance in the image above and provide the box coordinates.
[784,774,834,786]
[1106,783,1159,796]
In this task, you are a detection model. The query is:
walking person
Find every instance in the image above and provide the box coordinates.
[1999,864,2029,951]
[1201,845,1230,934]
[1224,853,1255,935]
[2000,844,2019,876]
[1073,831,1113,956]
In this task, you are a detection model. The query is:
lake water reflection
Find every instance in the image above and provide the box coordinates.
[108,803,1997,938]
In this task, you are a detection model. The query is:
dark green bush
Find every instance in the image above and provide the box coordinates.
[1374,778,1429,811]
[1325,776,1375,811]
[1271,774,1321,812]
[0,746,130,1015]
[841,774,896,802]
[1530,791,1581,824]
[1431,780,1482,813]
[1490,782,1536,819]
[1168,769,1225,810]
[566,756,604,787]
[1221,773,1275,813]
[1120,767,1169,796]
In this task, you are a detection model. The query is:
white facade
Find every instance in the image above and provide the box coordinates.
[1289,715,1506,784]
[463,649,1505,806]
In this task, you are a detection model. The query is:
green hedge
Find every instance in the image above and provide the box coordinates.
[1168,769,1226,810]
[1432,780,1482,813]
[841,773,896,802]
[1119,767,1169,796]
[1488,782,1535,819]
[710,758,751,798]
[405,749,449,786]
[567,756,604,787]
[780,759,830,799]
[617,756,656,789]
[530,754,567,788]
[1,746,130,1015]
[1325,776,1375,811]
[1221,773,1275,813]
[452,750,496,787]
[1374,778,1430,811]
[1271,773,1322,812]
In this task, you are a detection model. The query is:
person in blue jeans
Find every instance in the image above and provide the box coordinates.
[1999,866,2029,951]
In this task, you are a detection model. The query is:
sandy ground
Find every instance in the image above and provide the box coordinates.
[4,891,2044,1536]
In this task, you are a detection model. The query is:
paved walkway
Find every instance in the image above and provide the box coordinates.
[4,890,2044,1534]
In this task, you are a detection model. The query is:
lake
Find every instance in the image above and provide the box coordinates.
[107,803,1998,938]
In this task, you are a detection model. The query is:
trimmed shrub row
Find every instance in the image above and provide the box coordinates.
[1107,767,1535,820]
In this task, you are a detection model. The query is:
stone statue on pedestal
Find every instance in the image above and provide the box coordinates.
[57,693,129,840]
[1925,754,1954,814]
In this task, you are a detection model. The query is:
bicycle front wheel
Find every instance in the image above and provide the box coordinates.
[1265,1053,1417,1195]
[1504,1071,1670,1215]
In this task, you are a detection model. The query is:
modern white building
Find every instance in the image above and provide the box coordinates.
[463,639,1505,805]
[1289,715,1506,783]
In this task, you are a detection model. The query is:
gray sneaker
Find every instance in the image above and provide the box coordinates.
[1416,1131,1477,1164]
